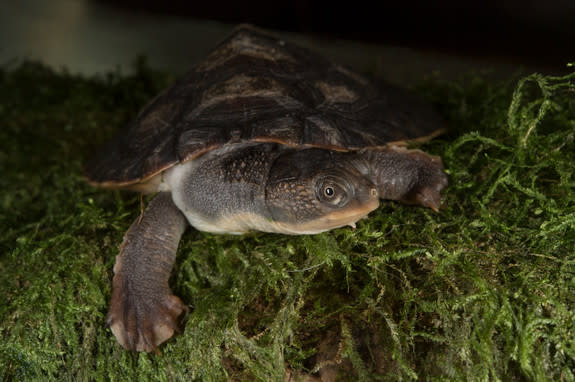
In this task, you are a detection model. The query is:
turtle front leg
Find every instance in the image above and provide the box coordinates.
[365,146,448,211]
[107,192,188,352]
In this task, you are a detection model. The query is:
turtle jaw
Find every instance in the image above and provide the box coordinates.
[273,196,380,235]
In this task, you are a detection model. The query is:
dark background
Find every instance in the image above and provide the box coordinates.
[1,0,572,78]
[104,0,574,71]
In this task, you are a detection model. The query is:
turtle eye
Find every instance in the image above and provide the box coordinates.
[317,181,348,206]
[324,186,335,198]
[315,174,352,207]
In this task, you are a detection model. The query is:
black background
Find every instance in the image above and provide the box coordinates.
[102,0,574,71]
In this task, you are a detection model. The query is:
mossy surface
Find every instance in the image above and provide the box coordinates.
[1,60,574,381]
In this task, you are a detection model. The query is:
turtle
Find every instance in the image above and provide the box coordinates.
[86,25,448,353]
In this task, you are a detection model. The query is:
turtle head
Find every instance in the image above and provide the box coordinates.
[265,149,379,234]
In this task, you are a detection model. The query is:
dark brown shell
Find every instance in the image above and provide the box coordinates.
[86,25,445,188]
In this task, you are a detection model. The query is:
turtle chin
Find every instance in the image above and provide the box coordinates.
[305,199,381,233]
[271,196,380,235]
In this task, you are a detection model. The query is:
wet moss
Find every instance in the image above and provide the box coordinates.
[1,60,574,381]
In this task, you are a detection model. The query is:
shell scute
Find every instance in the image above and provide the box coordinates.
[86,25,445,187]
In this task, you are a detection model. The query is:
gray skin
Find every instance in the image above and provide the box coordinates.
[108,143,447,352]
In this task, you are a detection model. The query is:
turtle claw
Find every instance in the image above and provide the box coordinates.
[107,283,187,353]
[414,172,448,212]
[415,188,442,212]
[402,150,448,211]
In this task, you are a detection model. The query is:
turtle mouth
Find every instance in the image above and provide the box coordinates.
[274,198,380,235]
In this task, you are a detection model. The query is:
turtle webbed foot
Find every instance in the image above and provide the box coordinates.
[106,192,189,352]
[411,168,448,212]
[107,280,187,353]
[366,147,448,211]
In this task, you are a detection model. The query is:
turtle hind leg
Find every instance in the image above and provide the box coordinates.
[107,192,188,352]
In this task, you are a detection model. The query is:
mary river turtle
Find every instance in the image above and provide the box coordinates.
[86,25,448,352]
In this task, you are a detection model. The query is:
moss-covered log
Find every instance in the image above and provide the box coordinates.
[1,61,574,381]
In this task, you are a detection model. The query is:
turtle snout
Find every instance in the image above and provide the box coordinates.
[355,182,380,211]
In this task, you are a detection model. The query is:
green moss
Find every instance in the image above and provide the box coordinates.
[1,60,574,381]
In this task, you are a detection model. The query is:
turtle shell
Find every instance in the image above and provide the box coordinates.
[86,25,445,190]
